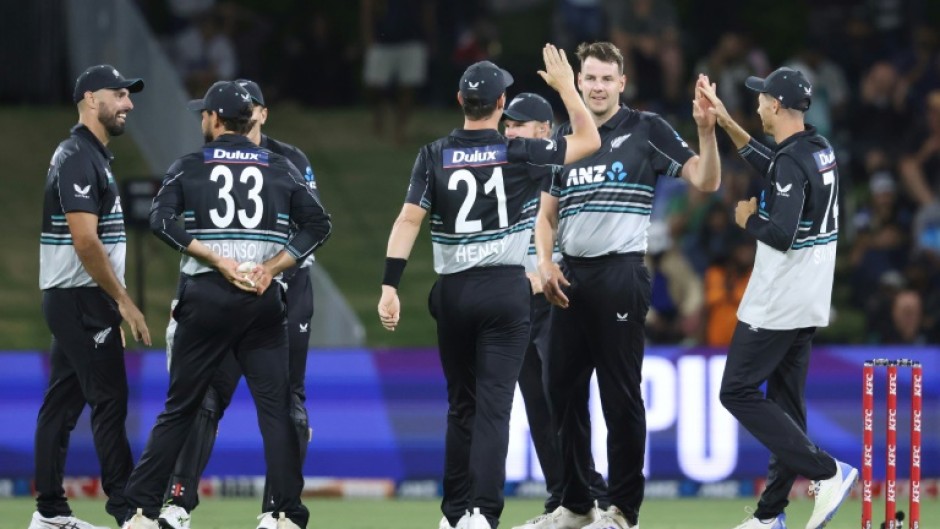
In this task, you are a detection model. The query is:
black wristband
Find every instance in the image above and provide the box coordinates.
[382,257,407,288]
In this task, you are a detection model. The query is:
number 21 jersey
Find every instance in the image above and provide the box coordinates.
[406,128,567,274]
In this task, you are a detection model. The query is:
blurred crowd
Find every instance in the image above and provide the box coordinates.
[133,0,940,345]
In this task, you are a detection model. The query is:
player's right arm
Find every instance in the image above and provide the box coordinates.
[58,154,150,344]
[538,44,600,164]
[697,80,774,176]
[149,159,249,291]
[378,148,432,331]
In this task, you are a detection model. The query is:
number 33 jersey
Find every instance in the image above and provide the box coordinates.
[151,134,331,276]
[406,128,567,274]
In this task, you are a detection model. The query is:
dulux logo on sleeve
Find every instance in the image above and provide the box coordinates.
[443,144,507,168]
[812,148,836,171]
[203,148,269,166]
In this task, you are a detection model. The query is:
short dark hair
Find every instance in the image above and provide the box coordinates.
[462,95,499,121]
[575,42,624,74]
[217,114,254,135]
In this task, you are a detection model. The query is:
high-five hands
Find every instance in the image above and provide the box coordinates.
[696,76,734,129]
[538,44,576,93]
[692,74,718,129]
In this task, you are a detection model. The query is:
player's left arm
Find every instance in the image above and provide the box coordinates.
[740,154,807,252]
[250,162,333,293]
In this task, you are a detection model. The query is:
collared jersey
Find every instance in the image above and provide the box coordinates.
[736,125,839,329]
[551,106,695,256]
[40,124,126,290]
[406,128,567,274]
[150,134,331,276]
[261,134,318,269]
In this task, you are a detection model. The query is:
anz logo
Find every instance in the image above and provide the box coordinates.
[566,161,628,186]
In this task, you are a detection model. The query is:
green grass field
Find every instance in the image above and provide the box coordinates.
[1,497,934,528]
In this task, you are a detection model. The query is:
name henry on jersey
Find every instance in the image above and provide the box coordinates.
[455,239,506,263]
[443,145,507,168]
[203,148,270,165]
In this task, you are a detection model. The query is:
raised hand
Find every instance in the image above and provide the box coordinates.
[538,44,576,93]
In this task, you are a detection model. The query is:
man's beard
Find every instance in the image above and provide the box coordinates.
[99,108,126,136]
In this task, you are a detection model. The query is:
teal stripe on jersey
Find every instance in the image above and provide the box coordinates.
[560,205,651,219]
[799,220,813,226]
[431,220,534,245]
[277,213,290,219]
[40,238,73,246]
[559,180,655,197]
[791,233,838,249]
[196,233,289,244]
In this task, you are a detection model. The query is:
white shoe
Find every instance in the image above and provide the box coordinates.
[582,506,635,529]
[510,511,553,529]
[257,512,278,529]
[439,511,471,529]
[732,511,787,529]
[28,512,110,529]
[805,460,858,529]
[518,505,599,529]
[158,505,191,529]
[467,508,492,529]
[121,508,159,529]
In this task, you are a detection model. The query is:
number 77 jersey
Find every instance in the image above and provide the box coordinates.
[737,125,839,330]
[406,128,567,274]
[151,135,331,275]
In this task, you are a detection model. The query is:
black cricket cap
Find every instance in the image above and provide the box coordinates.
[503,92,553,123]
[235,79,265,106]
[459,61,514,105]
[187,81,253,119]
[73,64,144,103]
[745,67,812,111]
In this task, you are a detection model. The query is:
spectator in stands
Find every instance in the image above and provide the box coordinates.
[863,270,906,343]
[683,198,737,275]
[694,31,770,134]
[703,234,754,347]
[173,9,238,95]
[899,89,940,208]
[360,0,435,144]
[645,222,704,344]
[849,61,908,179]
[883,290,926,345]
[849,172,912,305]
[894,25,940,114]
[555,0,604,50]
[604,0,682,107]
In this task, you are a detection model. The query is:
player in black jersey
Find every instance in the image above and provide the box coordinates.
[534,42,721,529]
[700,68,857,529]
[158,79,322,529]
[377,45,600,529]
[121,81,331,529]
[501,93,609,529]
[32,64,149,529]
